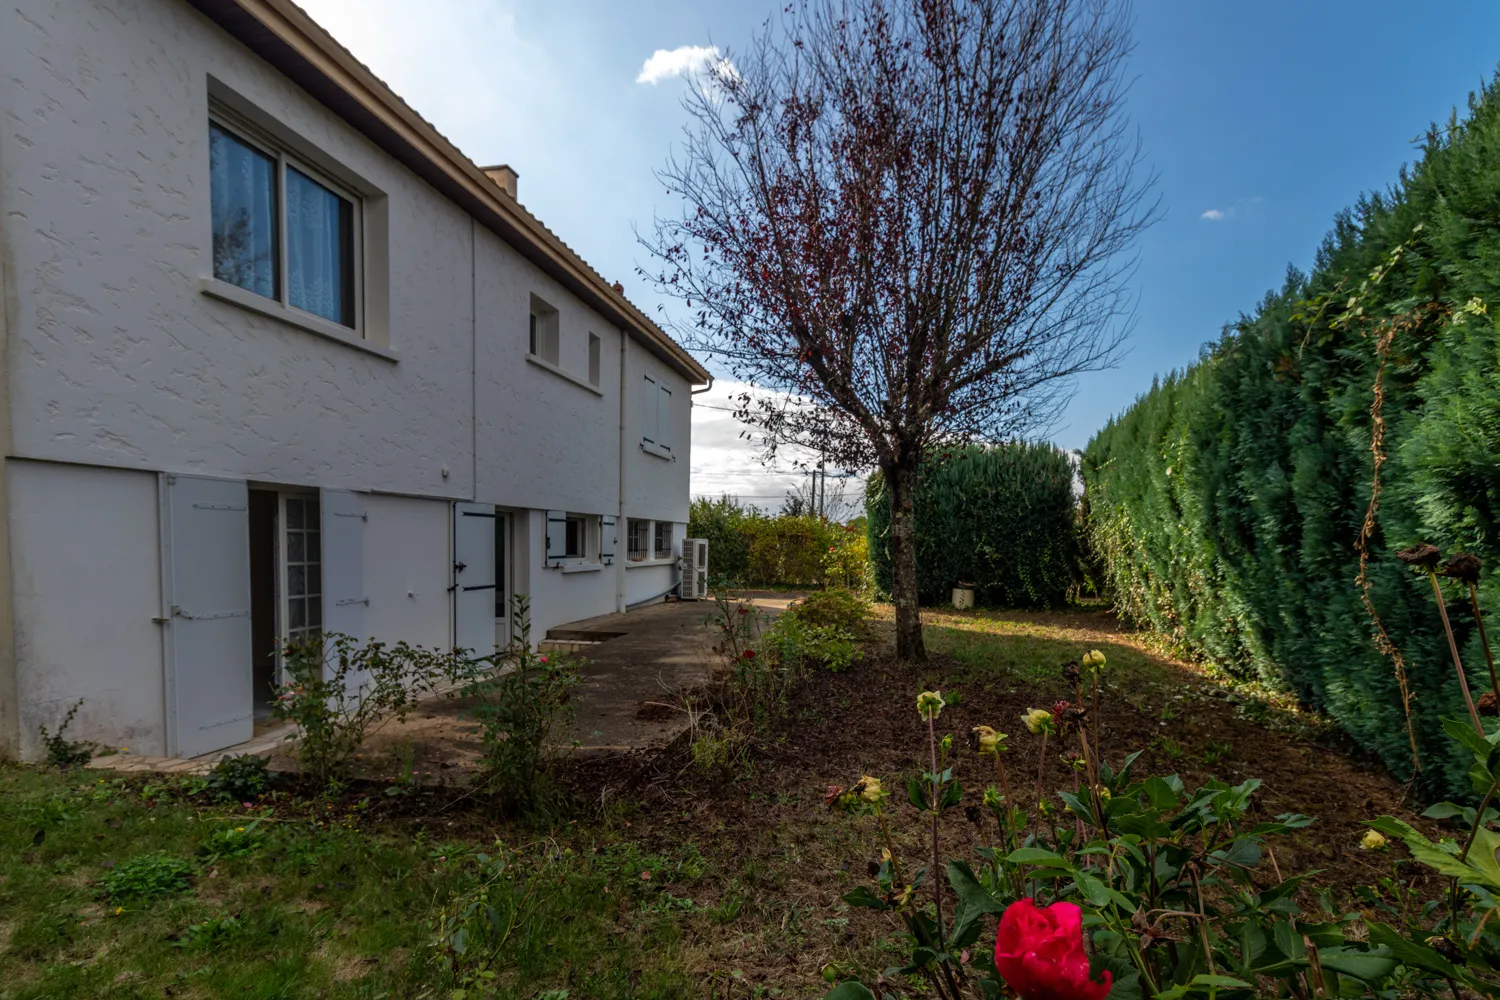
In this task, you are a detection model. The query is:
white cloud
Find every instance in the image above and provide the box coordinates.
[636,44,729,84]
[1200,208,1226,221]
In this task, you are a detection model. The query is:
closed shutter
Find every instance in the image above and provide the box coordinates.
[601,514,616,565]
[656,384,672,454]
[162,474,253,758]
[642,374,657,444]
[545,509,568,565]
[453,502,497,654]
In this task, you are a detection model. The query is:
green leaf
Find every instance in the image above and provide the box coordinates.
[1005,847,1069,866]
[1365,922,1462,980]
[1313,946,1397,983]
[822,984,877,1000]
[908,775,929,811]
[1366,816,1500,889]
[842,886,890,911]
[947,859,1005,914]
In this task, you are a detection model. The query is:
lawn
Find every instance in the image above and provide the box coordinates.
[0,607,1437,998]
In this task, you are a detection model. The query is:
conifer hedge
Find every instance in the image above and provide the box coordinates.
[1082,83,1500,796]
[867,442,1079,609]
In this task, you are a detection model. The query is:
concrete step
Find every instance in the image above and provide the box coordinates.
[545,627,627,642]
[537,638,603,654]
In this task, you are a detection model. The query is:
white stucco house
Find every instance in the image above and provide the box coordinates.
[0,0,712,760]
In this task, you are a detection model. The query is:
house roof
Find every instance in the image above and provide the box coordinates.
[184,0,710,385]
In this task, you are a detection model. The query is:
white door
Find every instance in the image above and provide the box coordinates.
[162,474,253,758]
[453,502,497,654]
[322,489,368,696]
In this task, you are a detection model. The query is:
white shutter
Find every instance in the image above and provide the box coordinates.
[657,384,672,454]
[601,514,616,564]
[321,489,368,698]
[161,474,253,757]
[453,502,497,654]
[321,489,368,639]
[545,509,568,565]
[642,374,657,444]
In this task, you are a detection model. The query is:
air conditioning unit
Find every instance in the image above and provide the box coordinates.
[680,538,709,600]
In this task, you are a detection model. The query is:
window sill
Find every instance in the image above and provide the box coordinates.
[527,353,604,396]
[640,440,673,461]
[626,557,676,570]
[199,277,397,362]
[559,561,604,574]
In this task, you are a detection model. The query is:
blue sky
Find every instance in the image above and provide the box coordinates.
[296,0,1500,507]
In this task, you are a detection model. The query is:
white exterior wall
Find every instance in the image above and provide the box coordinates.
[9,461,165,757]
[3,0,476,497]
[0,0,704,756]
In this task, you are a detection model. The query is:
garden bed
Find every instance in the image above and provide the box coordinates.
[0,607,1450,998]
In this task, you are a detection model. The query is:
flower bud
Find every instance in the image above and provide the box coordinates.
[856,775,886,804]
[970,725,1006,755]
[1360,830,1388,851]
[1022,708,1053,734]
[1082,649,1107,670]
[916,690,945,720]
[982,786,1004,809]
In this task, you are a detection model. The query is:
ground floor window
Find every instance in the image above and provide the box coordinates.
[282,494,321,643]
[653,521,673,560]
[627,518,650,561]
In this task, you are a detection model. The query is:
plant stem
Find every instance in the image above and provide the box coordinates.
[1428,571,1485,736]
[926,714,947,954]
[1469,581,1499,706]
[1034,729,1049,811]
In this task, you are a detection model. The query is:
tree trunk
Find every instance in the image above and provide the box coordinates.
[886,461,927,663]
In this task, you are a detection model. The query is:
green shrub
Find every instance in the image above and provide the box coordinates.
[788,587,870,634]
[203,753,270,803]
[100,852,195,902]
[764,612,860,674]
[457,595,580,812]
[689,495,869,588]
[1083,79,1500,796]
[866,442,1080,608]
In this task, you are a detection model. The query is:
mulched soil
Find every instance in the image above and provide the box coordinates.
[543,608,1447,990]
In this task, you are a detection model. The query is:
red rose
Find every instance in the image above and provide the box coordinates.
[741,648,756,660]
[994,898,1111,1000]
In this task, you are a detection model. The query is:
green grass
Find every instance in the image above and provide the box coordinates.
[0,767,700,999]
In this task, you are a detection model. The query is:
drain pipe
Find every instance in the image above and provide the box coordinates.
[616,324,629,614]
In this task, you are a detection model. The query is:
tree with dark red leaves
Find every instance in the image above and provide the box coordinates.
[642,0,1154,661]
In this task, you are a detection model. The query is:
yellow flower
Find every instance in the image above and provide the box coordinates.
[235,827,244,833]
[971,725,1006,755]
[916,691,945,720]
[857,775,885,804]
[1082,649,1107,670]
[1361,830,1388,851]
[895,884,914,908]
[114,906,123,916]
[1022,708,1053,734]
[982,786,1004,809]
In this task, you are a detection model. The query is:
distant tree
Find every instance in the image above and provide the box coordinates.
[645,0,1153,660]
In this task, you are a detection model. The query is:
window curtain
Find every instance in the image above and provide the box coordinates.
[209,125,277,298]
[286,167,354,327]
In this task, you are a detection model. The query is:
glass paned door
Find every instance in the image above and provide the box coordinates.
[282,494,322,644]
[494,512,512,647]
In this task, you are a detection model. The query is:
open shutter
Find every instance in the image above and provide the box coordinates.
[642,374,657,445]
[656,384,672,454]
[545,509,567,566]
[321,489,368,697]
[162,474,252,758]
[453,502,497,654]
[601,514,616,565]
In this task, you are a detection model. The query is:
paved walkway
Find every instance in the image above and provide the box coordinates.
[84,595,790,774]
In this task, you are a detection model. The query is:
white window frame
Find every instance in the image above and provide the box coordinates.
[277,491,322,654]
[208,108,366,336]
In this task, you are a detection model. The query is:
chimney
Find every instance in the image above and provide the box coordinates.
[481,164,518,199]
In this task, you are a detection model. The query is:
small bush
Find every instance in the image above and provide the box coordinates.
[204,753,270,802]
[787,587,870,634]
[38,700,95,768]
[458,595,580,812]
[100,852,195,902]
[272,634,467,790]
[763,613,860,674]
[198,821,266,862]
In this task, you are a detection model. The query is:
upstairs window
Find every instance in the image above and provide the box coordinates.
[653,521,673,560]
[209,119,360,330]
[627,518,650,561]
[588,333,602,386]
[529,294,559,364]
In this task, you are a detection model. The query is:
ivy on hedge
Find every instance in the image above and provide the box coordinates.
[867,442,1079,609]
[1083,81,1500,797]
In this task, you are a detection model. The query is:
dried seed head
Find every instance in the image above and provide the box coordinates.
[1441,552,1482,585]
[1479,691,1498,717]
[1062,661,1081,685]
[1395,543,1442,570]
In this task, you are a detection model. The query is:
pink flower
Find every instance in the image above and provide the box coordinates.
[537,655,549,664]
[994,899,1111,1000]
